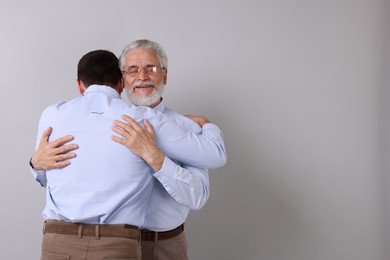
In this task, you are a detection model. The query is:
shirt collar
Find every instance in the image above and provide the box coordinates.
[153,98,166,113]
[84,84,121,98]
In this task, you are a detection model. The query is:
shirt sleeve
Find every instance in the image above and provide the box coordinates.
[30,104,59,187]
[30,166,47,187]
[155,113,227,169]
[153,156,209,210]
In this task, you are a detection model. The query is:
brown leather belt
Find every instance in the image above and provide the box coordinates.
[141,224,184,241]
[43,220,140,240]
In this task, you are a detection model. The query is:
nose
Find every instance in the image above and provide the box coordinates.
[137,68,149,81]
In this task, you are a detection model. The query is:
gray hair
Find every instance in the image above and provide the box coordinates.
[119,39,168,71]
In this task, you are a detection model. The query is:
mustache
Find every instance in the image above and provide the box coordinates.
[132,81,156,88]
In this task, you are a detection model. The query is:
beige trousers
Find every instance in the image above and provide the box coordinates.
[141,231,188,260]
[41,233,141,260]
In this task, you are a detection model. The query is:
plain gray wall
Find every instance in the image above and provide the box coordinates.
[0,0,388,259]
[384,0,390,258]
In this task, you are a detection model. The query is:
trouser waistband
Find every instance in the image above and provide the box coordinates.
[141,224,184,241]
[43,220,140,240]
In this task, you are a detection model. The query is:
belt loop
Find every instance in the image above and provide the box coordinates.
[42,221,47,235]
[77,224,83,239]
[154,232,158,242]
[95,225,100,240]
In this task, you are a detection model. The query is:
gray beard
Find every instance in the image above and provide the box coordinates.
[125,83,164,106]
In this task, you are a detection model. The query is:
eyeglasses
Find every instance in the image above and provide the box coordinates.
[122,65,161,77]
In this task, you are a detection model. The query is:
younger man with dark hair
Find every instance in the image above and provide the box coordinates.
[34,50,226,259]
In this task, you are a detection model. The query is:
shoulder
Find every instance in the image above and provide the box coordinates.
[38,100,69,129]
[162,106,202,132]
[41,100,67,114]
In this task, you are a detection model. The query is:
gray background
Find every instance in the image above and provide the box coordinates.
[1,0,389,259]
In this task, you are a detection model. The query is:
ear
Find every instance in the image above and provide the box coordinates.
[117,78,125,94]
[77,79,86,94]
[162,68,168,85]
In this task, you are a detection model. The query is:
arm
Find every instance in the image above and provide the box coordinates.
[155,157,210,210]
[112,119,164,172]
[30,126,78,186]
[112,118,209,209]
[112,114,227,169]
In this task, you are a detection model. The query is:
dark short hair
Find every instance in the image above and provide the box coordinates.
[77,50,122,88]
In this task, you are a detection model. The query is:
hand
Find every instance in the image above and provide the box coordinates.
[184,115,210,127]
[31,127,78,170]
[112,115,164,172]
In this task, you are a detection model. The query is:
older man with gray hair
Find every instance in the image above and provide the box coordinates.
[30,39,227,260]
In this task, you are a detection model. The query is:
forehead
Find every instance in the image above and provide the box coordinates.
[124,48,159,66]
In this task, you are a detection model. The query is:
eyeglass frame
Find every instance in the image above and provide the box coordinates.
[121,64,165,77]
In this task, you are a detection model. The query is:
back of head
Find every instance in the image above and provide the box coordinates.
[77,50,122,88]
[119,39,168,71]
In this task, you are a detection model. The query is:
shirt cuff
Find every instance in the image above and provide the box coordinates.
[153,156,178,181]
[29,158,47,187]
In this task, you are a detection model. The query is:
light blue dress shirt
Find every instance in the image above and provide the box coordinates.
[144,101,225,231]
[33,85,226,227]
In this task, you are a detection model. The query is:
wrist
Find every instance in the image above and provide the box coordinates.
[29,157,37,170]
[143,149,165,172]
[30,156,44,171]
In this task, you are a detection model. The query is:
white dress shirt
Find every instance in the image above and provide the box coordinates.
[143,101,227,231]
[33,85,226,227]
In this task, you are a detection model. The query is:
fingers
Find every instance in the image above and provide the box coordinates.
[111,135,126,145]
[31,149,77,170]
[39,127,75,149]
[56,142,78,153]
[33,130,78,170]
[46,160,72,170]
[113,115,142,137]
[112,116,151,145]
[45,152,77,170]
[143,120,155,137]
[112,123,130,137]
[121,115,142,131]
[113,120,133,133]
[49,135,75,149]
[39,127,53,145]
[54,152,77,162]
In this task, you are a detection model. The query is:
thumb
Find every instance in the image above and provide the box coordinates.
[40,127,53,144]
